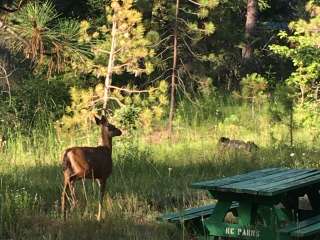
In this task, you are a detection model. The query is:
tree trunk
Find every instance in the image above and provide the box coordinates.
[103,20,117,111]
[242,0,257,60]
[300,85,305,104]
[168,0,179,135]
[289,107,293,147]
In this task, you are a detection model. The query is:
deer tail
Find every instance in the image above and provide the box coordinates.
[62,150,71,171]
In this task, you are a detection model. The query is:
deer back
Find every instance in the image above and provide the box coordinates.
[63,146,112,180]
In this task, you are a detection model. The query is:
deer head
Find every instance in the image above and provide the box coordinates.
[94,115,122,139]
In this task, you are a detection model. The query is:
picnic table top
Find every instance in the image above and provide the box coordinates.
[191,168,320,197]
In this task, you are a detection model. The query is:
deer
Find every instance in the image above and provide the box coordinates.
[61,115,122,221]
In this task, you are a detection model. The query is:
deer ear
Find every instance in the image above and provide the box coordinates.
[94,116,101,125]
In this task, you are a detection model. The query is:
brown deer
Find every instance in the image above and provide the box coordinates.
[61,115,122,220]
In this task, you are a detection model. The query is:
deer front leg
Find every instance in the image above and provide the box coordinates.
[97,179,106,221]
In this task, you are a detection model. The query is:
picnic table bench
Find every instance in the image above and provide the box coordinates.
[161,168,320,239]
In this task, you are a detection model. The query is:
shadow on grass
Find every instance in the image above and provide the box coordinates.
[10,213,180,240]
[1,144,319,239]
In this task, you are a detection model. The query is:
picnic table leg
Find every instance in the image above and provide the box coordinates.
[307,188,320,213]
[282,194,299,217]
[237,201,252,225]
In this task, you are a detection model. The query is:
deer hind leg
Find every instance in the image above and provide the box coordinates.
[61,181,67,219]
[96,178,106,221]
[68,179,77,209]
[61,170,72,220]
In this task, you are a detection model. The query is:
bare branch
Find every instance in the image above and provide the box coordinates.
[177,17,190,28]
[108,85,153,93]
[107,97,125,106]
[0,0,29,12]
[147,74,171,85]
[179,7,198,16]
[181,37,202,60]
[177,70,196,104]
[183,32,201,41]
[143,69,172,86]
[0,20,31,49]
[112,61,133,70]
[179,58,192,79]
[0,6,18,12]
[161,56,174,62]
[187,0,202,6]
[0,64,12,106]
[155,46,173,58]
[149,35,173,48]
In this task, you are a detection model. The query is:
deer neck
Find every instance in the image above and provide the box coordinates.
[101,127,112,151]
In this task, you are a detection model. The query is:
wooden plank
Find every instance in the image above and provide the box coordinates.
[228,169,310,189]
[169,209,213,222]
[191,168,281,190]
[192,168,320,197]
[219,168,306,194]
[291,222,320,237]
[162,202,240,223]
[280,214,320,234]
[261,172,320,196]
[253,169,319,192]
[221,169,318,195]
[161,204,216,222]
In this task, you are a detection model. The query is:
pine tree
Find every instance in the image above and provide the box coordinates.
[151,0,218,134]
[0,1,89,75]
[78,0,154,110]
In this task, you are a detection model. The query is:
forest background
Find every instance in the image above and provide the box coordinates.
[0,0,320,239]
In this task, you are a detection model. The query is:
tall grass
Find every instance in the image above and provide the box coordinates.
[1,97,320,239]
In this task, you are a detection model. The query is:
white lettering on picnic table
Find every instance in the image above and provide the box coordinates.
[225,227,260,238]
[225,227,235,235]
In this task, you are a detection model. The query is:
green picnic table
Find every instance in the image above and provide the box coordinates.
[161,168,320,239]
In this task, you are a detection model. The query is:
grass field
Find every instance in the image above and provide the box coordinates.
[1,102,320,239]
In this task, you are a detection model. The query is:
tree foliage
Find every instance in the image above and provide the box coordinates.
[270,1,320,133]
[1,1,90,75]
[1,0,320,136]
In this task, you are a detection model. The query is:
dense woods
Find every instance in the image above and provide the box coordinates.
[1,0,320,239]
[0,0,319,135]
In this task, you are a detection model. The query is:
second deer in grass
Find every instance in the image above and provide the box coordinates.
[61,115,122,220]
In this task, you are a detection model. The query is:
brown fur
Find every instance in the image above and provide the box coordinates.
[218,137,258,152]
[61,116,122,220]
